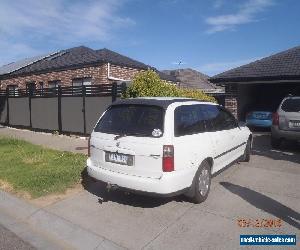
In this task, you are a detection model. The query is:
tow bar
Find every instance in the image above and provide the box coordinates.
[106,183,118,192]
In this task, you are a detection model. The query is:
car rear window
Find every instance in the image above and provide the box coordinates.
[281,99,300,112]
[94,104,164,137]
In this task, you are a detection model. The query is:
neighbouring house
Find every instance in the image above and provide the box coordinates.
[210,45,300,120]
[163,68,225,104]
[0,46,175,91]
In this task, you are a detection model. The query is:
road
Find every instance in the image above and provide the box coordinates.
[0,224,35,250]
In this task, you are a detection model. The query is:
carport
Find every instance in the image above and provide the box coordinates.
[237,82,300,120]
[210,45,300,121]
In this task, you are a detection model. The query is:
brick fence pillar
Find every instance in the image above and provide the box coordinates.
[225,96,238,118]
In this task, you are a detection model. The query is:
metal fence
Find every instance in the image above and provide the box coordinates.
[0,82,126,135]
[0,82,225,135]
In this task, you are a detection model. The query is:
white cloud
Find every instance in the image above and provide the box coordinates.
[0,40,42,66]
[206,0,274,34]
[198,57,261,76]
[0,0,134,65]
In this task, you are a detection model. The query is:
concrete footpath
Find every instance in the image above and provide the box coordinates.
[0,190,125,250]
[0,126,299,249]
[0,125,88,154]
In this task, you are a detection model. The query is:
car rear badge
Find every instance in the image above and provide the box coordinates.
[152,129,162,137]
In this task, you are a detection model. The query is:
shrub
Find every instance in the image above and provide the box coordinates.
[122,70,216,102]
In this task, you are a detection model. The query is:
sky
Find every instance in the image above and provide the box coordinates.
[0,0,299,76]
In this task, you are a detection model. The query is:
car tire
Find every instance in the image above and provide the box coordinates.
[271,136,281,149]
[191,161,211,204]
[241,138,251,162]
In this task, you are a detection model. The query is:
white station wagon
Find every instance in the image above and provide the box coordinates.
[87,97,252,203]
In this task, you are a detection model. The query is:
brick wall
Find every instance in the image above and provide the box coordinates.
[225,96,238,118]
[109,64,141,81]
[0,63,143,89]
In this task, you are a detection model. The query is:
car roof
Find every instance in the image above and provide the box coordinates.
[111,97,216,110]
[284,96,300,99]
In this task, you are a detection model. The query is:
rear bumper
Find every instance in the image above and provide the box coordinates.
[86,158,195,195]
[271,126,300,141]
[246,119,272,128]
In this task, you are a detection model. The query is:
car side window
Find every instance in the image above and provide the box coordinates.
[217,108,238,130]
[201,105,237,131]
[174,105,207,136]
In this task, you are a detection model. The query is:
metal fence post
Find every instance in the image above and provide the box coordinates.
[112,82,117,103]
[58,86,62,134]
[82,85,87,135]
[29,86,33,128]
[6,88,9,125]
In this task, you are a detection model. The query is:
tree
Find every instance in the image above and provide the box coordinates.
[122,70,216,102]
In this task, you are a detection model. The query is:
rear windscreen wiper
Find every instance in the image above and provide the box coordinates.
[114,132,150,139]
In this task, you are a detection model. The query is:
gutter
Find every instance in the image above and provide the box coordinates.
[107,63,131,82]
[210,77,300,85]
[202,89,225,94]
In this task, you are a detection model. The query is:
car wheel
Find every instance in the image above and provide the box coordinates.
[271,136,281,149]
[191,161,211,204]
[241,139,251,162]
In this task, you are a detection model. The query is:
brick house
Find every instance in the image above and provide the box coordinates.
[0,46,175,91]
[210,45,300,120]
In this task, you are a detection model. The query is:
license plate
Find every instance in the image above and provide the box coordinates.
[255,114,266,119]
[105,152,133,166]
[290,121,300,127]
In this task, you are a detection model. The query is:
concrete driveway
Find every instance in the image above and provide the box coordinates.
[39,132,299,249]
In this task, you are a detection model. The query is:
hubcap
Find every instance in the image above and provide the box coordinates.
[198,168,210,196]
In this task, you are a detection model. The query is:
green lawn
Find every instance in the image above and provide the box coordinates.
[0,136,86,198]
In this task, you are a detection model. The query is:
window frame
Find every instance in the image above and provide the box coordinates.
[48,80,61,89]
[7,84,19,96]
[72,77,92,87]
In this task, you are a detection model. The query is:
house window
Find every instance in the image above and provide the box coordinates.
[72,77,92,87]
[7,85,18,96]
[48,80,61,88]
[26,82,36,94]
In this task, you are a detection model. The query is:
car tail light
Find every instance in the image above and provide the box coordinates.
[88,137,91,157]
[163,145,174,172]
[272,112,279,125]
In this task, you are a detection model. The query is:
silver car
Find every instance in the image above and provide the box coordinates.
[271,96,300,148]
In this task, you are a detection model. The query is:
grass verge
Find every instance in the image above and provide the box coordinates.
[0,136,86,198]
